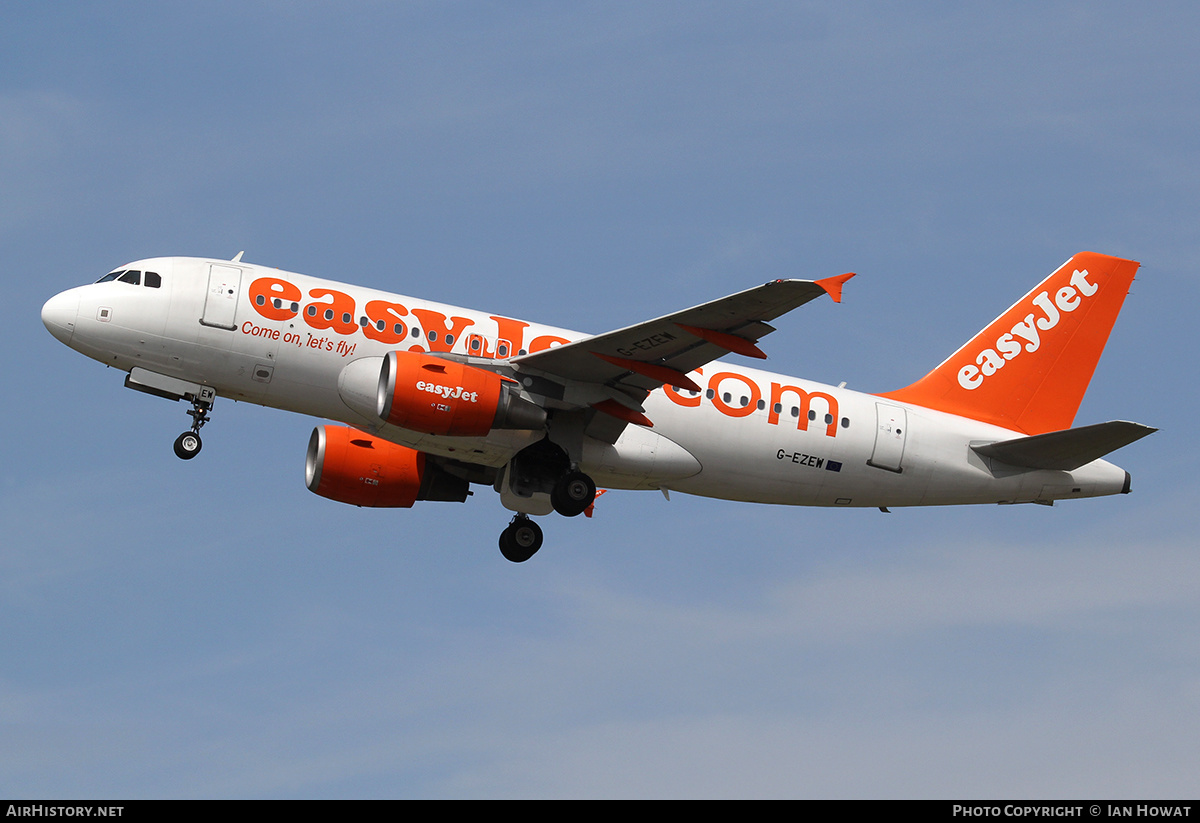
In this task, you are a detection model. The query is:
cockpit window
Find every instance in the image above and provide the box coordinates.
[96,268,159,286]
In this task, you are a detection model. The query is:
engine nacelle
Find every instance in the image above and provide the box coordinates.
[377,351,546,436]
[305,425,467,507]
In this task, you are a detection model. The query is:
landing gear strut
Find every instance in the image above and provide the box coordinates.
[498,515,543,563]
[173,388,214,460]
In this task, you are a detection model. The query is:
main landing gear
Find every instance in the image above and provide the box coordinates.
[495,466,597,563]
[498,515,543,563]
[551,470,597,518]
[173,388,214,460]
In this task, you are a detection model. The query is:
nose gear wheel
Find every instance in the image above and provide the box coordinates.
[174,388,215,460]
[173,431,202,460]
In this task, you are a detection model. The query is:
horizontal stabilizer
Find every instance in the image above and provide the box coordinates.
[971,420,1156,471]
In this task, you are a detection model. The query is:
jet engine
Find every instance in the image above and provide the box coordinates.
[377,351,546,436]
[305,425,468,507]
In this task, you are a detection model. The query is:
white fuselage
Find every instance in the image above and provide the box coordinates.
[41,256,1129,509]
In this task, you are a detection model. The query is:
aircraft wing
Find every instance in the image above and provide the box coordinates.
[509,274,854,412]
[511,275,849,391]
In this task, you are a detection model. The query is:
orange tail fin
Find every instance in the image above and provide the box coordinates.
[880,252,1139,434]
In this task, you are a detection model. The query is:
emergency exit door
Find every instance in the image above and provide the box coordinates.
[869,402,907,473]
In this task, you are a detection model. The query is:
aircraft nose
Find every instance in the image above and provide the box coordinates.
[41,289,79,345]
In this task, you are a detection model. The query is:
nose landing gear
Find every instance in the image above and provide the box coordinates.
[173,388,215,460]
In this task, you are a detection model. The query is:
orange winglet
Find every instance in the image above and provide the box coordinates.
[584,488,608,518]
[814,272,855,303]
[676,324,767,359]
[591,399,653,428]
[593,353,701,392]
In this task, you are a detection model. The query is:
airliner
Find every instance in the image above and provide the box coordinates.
[41,251,1154,561]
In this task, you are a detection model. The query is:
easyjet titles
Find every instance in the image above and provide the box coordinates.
[246,276,570,357]
[957,268,1099,391]
[416,380,480,402]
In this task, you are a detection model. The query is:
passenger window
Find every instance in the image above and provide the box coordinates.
[144,271,161,288]
[118,270,141,285]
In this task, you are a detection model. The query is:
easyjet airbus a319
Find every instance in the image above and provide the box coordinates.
[42,251,1154,561]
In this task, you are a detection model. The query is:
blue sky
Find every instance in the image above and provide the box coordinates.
[3,2,1197,798]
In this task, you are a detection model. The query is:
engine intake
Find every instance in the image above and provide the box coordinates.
[377,351,546,436]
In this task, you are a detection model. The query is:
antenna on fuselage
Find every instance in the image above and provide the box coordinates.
[231,251,244,263]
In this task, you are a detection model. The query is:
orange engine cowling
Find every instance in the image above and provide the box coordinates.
[377,351,546,436]
[306,425,465,508]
